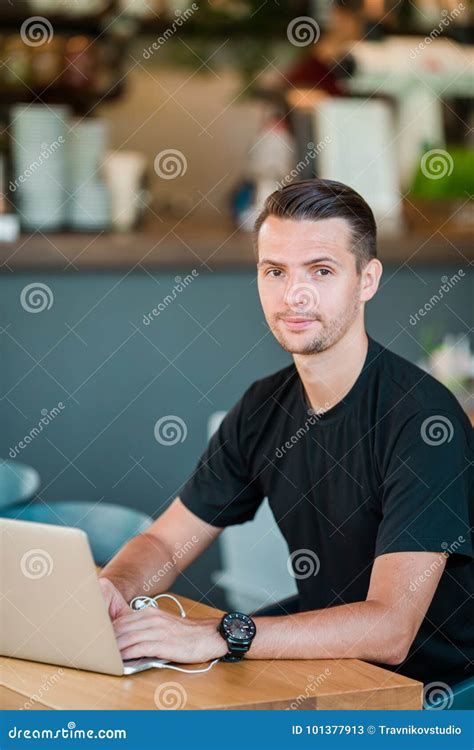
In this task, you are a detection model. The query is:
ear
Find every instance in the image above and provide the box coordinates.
[360,258,383,303]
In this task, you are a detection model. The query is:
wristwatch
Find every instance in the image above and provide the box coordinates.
[217,612,257,662]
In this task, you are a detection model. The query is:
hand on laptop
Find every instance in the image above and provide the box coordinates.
[98,577,130,621]
[112,606,228,664]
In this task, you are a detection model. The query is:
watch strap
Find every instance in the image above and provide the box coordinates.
[221,640,250,662]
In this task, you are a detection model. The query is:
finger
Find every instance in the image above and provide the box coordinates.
[116,628,161,651]
[129,605,181,622]
[114,606,177,627]
[115,606,162,622]
[120,642,162,661]
[113,612,163,636]
[110,597,129,620]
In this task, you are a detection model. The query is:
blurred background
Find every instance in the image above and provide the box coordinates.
[0,0,473,612]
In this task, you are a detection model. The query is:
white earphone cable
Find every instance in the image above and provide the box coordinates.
[128,593,221,673]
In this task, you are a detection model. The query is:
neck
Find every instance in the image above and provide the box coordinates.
[293,326,369,415]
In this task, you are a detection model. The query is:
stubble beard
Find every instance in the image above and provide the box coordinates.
[271,296,361,355]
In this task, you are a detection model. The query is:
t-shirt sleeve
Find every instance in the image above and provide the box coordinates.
[375,409,474,566]
[179,386,264,528]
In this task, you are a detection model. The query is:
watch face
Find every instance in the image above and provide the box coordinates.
[223,613,256,641]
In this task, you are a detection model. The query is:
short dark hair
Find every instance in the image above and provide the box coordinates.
[254,179,377,273]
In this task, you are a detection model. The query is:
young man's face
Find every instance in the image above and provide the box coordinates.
[257,215,375,355]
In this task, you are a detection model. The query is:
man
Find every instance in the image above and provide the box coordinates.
[100,179,473,688]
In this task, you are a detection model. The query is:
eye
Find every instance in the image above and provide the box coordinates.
[314,268,331,276]
[265,268,283,278]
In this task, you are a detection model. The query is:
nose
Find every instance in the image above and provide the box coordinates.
[284,278,320,316]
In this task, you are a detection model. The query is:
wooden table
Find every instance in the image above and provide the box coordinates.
[0,594,422,710]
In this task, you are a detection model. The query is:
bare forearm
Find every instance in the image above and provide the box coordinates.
[248,600,410,665]
[100,532,178,602]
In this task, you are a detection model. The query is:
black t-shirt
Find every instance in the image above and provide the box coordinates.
[180,336,474,686]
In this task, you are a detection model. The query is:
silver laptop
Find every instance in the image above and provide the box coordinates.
[0,517,168,675]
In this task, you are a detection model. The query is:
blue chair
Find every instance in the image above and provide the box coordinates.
[424,676,474,710]
[0,460,40,509]
[1,500,152,565]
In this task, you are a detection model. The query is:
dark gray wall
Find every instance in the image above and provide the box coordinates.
[1,264,472,609]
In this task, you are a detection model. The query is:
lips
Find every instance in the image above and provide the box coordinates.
[281,317,316,331]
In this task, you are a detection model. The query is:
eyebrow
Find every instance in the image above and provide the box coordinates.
[257,256,342,268]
